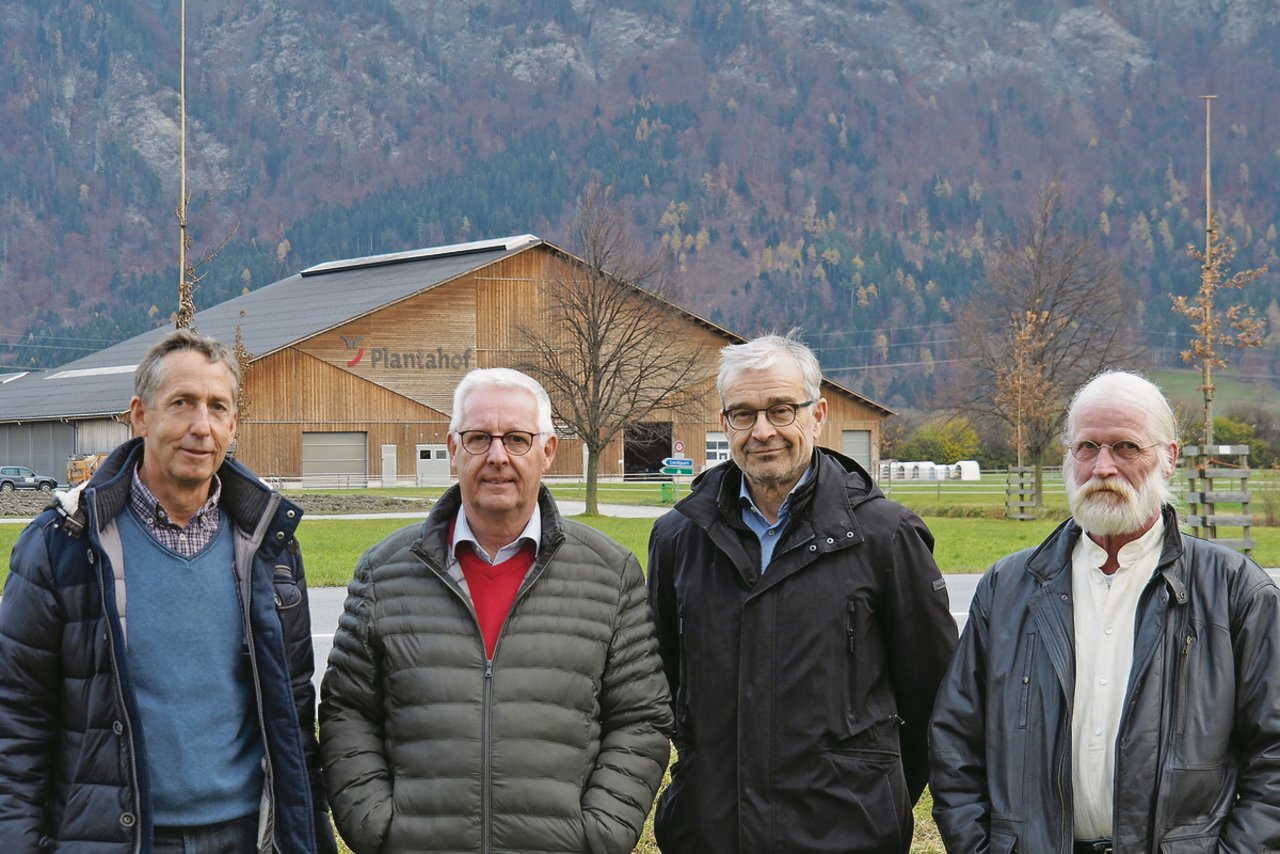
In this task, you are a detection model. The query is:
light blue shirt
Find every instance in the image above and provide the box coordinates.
[739,465,814,572]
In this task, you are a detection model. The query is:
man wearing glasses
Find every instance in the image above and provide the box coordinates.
[930,371,1280,853]
[320,368,672,854]
[647,333,957,853]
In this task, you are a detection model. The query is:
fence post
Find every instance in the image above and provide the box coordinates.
[1006,465,1036,520]
[1183,444,1253,556]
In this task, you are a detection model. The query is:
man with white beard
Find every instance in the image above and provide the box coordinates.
[928,370,1280,854]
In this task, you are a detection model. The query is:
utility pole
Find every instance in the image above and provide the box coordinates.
[1198,93,1216,445]
[175,0,195,329]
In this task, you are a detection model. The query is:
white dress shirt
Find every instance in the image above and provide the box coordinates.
[1070,516,1165,841]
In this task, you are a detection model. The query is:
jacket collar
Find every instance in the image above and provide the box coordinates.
[677,447,883,544]
[417,483,565,569]
[1025,504,1186,601]
[78,436,299,537]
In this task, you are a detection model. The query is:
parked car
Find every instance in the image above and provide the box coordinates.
[0,465,58,492]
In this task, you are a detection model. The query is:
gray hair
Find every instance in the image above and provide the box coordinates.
[450,368,554,434]
[134,328,240,406]
[1064,370,1178,500]
[718,332,823,404]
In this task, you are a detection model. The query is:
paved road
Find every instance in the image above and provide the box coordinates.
[308,568,1280,693]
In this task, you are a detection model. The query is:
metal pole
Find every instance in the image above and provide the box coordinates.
[1200,94,1216,447]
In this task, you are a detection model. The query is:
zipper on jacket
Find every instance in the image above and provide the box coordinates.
[845,602,857,716]
[1017,634,1037,729]
[1056,710,1071,851]
[98,553,143,854]
[476,537,564,854]
[676,610,688,741]
[1175,634,1195,735]
[482,658,494,854]
[238,551,277,849]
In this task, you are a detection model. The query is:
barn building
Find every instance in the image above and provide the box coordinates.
[0,235,891,486]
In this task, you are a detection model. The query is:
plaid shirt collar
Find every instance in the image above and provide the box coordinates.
[128,464,224,557]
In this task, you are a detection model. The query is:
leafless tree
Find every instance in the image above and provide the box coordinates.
[1170,212,1268,445]
[955,178,1143,503]
[233,309,254,421]
[519,181,710,513]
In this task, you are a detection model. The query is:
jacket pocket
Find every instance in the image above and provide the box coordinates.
[674,607,692,746]
[990,833,1018,854]
[1017,632,1037,728]
[1159,837,1218,854]
[1162,764,1231,828]
[1175,632,1194,735]
[814,746,908,852]
[989,817,1020,854]
[844,600,857,716]
[273,564,302,610]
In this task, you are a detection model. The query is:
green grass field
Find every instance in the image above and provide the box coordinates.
[4,472,1277,853]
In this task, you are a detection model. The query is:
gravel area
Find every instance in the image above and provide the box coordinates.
[0,491,53,517]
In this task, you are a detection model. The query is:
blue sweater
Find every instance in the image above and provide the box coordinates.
[119,509,263,826]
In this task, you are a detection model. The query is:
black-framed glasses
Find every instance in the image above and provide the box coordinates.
[1068,439,1161,463]
[721,400,816,431]
[457,430,543,456]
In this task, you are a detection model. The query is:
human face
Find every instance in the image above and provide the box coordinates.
[719,358,827,498]
[1064,400,1176,536]
[448,386,557,525]
[129,349,237,503]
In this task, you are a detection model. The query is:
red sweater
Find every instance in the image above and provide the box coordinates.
[455,539,536,659]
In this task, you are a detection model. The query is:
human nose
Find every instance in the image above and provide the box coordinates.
[188,403,213,435]
[1091,443,1121,475]
[749,410,778,439]
[484,435,511,464]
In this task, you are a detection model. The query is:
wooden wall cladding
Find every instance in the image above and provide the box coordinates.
[237,348,450,477]
[294,276,478,414]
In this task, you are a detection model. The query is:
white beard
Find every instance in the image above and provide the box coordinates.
[1065,469,1166,537]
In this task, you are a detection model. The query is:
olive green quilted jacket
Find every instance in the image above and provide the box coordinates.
[319,486,672,854]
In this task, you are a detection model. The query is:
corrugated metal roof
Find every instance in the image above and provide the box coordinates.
[0,235,538,423]
[0,232,892,422]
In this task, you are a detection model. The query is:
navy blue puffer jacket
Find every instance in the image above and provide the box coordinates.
[0,438,335,853]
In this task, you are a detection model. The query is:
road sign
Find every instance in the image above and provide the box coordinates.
[673,441,685,453]
[661,466,694,475]
[663,457,694,467]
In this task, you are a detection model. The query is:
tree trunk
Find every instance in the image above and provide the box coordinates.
[1033,459,1044,508]
[584,445,600,515]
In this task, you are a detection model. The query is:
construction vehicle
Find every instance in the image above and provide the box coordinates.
[67,453,108,487]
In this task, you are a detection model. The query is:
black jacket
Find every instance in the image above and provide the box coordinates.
[647,449,957,853]
[929,506,1280,853]
[0,438,335,853]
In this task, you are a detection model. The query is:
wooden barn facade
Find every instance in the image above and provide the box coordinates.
[0,236,891,486]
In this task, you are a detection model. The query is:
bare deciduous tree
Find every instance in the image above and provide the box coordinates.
[956,178,1143,503]
[519,182,710,514]
[233,309,254,421]
[1171,212,1268,445]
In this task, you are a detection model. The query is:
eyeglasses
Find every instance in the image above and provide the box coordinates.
[721,400,816,431]
[1068,440,1161,463]
[456,430,544,456]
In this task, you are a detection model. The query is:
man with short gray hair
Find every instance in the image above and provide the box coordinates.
[0,327,334,852]
[647,332,957,853]
[320,367,672,854]
[930,370,1280,852]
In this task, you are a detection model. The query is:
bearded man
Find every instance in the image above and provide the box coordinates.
[929,370,1280,854]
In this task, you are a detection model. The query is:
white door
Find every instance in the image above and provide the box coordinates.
[841,430,872,471]
[416,444,451,486]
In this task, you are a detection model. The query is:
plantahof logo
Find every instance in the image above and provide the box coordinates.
[341,335,474,372]
[342,335,365,367]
